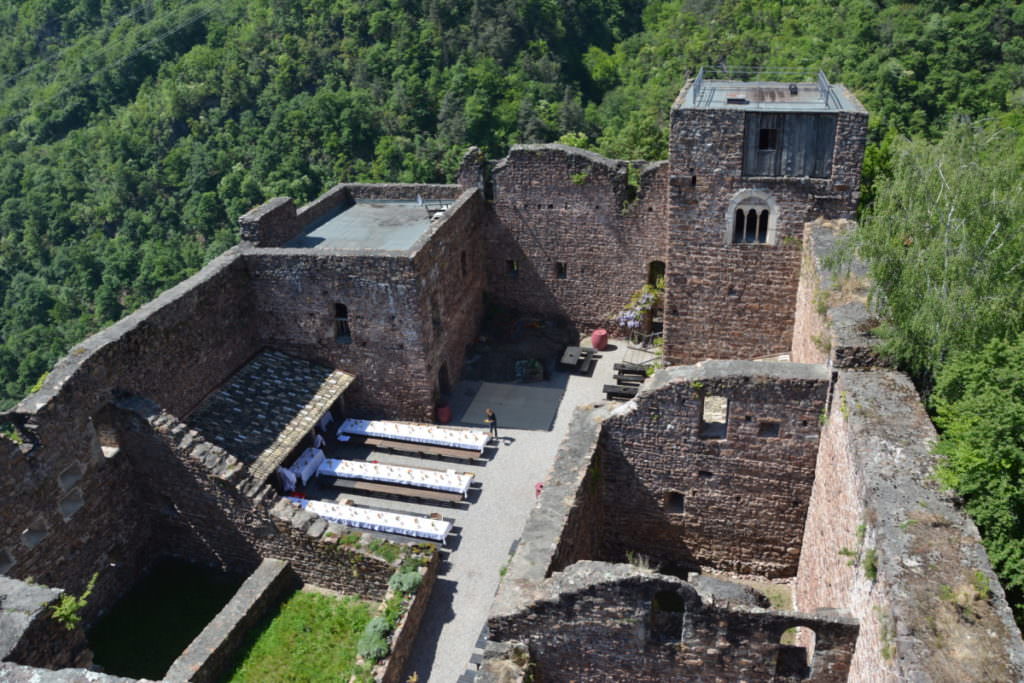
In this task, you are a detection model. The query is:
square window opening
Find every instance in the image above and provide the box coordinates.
[758,127,778,151]
[506,259,519,278]
[698,395,728,438]
[757,421,781,438]
[665,491,685,514]
[555,262,567,279]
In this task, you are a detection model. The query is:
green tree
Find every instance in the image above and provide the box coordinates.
[851,120,1024,385]
[932,335,1024,618]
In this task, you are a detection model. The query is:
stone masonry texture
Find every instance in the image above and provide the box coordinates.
[481,144,668,332]
[599,361,829,578]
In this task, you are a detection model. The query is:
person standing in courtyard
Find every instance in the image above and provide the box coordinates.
[485,407,498,442]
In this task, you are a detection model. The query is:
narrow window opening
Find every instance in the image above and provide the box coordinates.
[648,261,666,286]
[733,210,745,242]
[59,488,85,521]
[758,421,781,438]
[698,395,728,438]
[665,491,685,514]
[460,251,467,277]
[431,297,442,337]
[745,209,758,242]
[21,518,48,549]
[555,262,567,279]
[506,260,519,278]
[334,304,351,343]
[758,210,769,243]
[58,462,85,491]
[758,127,778,150]
[0,548,14,574]
[92,406,121,459]
[698,470,714,479]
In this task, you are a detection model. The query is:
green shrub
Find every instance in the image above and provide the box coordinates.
[356,632,390,662]
[388,570,422,595]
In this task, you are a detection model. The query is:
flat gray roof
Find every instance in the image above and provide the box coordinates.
[680,79,864,113]
[285,200,447,251]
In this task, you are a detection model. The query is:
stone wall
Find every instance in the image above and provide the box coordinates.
[0,249,259,625]
[485,144,668,331]
[599,362,829,577]
[165,558,299,683]
[797,370,1024,681]
[410,190,488,404]
[791,220,885,369]
[380,551,441,683]
[116,396,400,599]
[484,561,857,682]
[793,227,1024,681]
[245,249,435,419]
[664,85,868,364]
[0,576,92,671]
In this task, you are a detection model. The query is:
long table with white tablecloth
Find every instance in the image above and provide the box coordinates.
[288,497,451,542]
[338,418,488,453]
[318,458,472,497]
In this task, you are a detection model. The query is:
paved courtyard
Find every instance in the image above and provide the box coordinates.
[309,339,652,681]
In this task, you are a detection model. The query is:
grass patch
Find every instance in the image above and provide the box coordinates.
[368,538,403,563]
[228,591,373,682]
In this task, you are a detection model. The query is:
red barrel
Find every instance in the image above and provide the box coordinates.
[436,403,452,424]
[591,328,609,351]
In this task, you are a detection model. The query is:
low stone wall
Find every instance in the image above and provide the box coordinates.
[380,550,441,683]
[165,558,299,683]
[239,183,462,247]
[484,561,858,682]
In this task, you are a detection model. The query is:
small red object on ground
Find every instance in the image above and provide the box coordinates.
[591,328,608,351]
[436,403,452,424]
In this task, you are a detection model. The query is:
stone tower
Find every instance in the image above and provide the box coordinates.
[663,69,867,363]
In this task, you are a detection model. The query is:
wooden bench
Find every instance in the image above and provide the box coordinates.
[329,479,464,504]
[604,384,638,400]
[614,362,647,373]
[364,437,482,460]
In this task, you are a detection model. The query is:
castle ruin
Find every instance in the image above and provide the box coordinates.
[1,69,1022,682]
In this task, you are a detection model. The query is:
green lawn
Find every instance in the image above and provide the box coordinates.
[228,590,374,682]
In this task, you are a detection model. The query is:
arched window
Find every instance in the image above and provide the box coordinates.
[726,190,778,245]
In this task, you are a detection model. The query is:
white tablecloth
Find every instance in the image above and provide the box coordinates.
[290,448,324,486]
[318,459,472,496]
[289,497,451,542]
[338,418,488,453]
